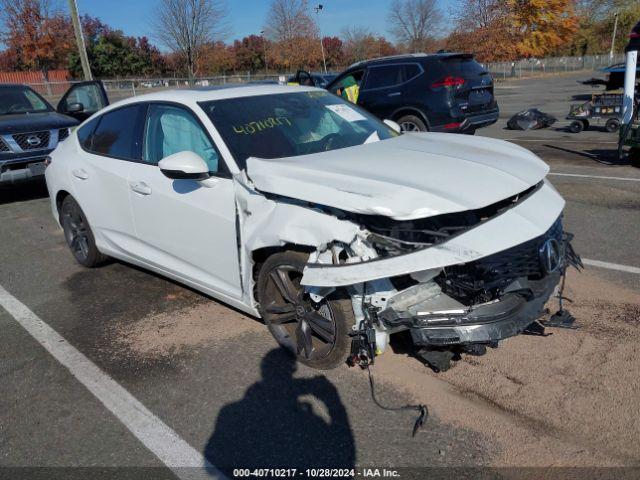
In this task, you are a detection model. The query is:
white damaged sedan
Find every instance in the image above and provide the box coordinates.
[45,85,579,370]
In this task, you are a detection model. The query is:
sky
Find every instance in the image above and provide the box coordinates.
[72,0,458,45]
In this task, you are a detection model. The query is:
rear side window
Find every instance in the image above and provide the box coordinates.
[89,105,145,160]
[365,64,422,90]
[76,117,99,150]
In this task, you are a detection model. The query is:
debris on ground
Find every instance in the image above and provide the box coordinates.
[507,108,557,130]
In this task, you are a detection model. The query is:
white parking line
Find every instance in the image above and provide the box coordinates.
[549,172,640,182]
[0,284,226,480]
[583,258,640,275]
[506,139,619,145]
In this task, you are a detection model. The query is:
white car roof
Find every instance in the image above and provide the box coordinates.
[103,84,320,112]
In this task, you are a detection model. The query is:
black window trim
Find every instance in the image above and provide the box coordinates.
[361,62,424,92]
[79,100,232,179]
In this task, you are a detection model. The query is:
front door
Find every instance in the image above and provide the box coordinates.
[127,103,242,299]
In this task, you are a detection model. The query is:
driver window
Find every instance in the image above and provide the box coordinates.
[143,104,220,173]
[330,70,364,95]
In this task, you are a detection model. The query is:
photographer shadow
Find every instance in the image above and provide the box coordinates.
[204,348,355,475]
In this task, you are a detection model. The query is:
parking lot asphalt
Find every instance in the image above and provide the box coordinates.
[1,72,639,476]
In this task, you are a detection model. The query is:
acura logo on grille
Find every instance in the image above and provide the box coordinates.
[539,238,562,274]
[26,135,42,146]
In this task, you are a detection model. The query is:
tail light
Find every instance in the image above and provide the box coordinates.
[443,122,462,130]
[431,76,465,88]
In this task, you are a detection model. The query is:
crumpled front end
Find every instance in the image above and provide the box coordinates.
[297,180,580,356]
[235,168,580,367]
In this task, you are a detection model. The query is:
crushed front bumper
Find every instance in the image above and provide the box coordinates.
[379,273,560,347]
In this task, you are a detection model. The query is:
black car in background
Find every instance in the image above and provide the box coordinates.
[297,53,499,134]
[287,70,337,88]
[0,81,108,185]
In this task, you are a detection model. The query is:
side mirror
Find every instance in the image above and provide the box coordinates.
[384,119,402,133]
[66,102,84,113]
[159,151,211,180]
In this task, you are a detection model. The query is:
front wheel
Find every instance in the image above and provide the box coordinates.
[569,120,584,133]
[60,196,107,267]
[257,251,354,370]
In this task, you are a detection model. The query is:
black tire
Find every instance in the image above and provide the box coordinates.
[60,196,107,267]
[257,251,354,370]
[605,118,620,133]
[569,121,583,133]
[397,114,428,132]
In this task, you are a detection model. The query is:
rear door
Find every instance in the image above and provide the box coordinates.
[69,104,144,252]
[57,81,109,122]
[359,63,423,119]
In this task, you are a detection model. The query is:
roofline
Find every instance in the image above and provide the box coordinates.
[347,52,473,70]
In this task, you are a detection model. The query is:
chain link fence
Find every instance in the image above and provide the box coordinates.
[23,53,628,104]
[483,53,626,80]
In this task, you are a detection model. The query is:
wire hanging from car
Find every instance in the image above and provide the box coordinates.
[357,281,428,437]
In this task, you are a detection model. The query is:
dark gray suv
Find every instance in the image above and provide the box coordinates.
[299,53,499,134]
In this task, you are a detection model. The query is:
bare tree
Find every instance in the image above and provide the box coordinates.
[388,0,443,52]
[264,0,317,43]
[154,0,228,82]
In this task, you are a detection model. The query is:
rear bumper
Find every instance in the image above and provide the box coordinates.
[380,272,560,347]
[0,154,51,185]
[431,109,500,133]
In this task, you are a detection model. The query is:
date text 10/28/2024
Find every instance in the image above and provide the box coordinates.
[232,468,401,478]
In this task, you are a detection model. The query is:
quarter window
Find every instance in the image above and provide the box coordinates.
[143,104,220,173]
[89,105,145,160]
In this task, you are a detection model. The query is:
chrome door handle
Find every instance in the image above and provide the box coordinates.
[130,181,152,195]
[72,168,89,180]
[388,92,401,97]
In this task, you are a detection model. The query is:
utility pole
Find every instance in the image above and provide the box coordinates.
[68,0,93,80]
[610,12,619,61]
[260,30,268,75]
[314,4,327,74]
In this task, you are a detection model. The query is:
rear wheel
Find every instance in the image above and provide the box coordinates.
[257,251,354,370]
[606,118,620,133]
[60,196,107,267]
[397,114,427,132]
[569,120,584,133]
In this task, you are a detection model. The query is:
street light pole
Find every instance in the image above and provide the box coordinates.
[610,12,619,61]
[68,0,93,80]
[314,4,327,74]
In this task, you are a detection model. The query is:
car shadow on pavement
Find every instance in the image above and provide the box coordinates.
[203,348,355,475]
[543,144,628,166]
[0,180,49,205]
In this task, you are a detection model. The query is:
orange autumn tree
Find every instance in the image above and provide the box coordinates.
[446,0,578,62]
[509,0,579,58]
[0,0,74,72]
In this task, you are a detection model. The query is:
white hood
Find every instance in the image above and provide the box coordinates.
[246,132,549,220]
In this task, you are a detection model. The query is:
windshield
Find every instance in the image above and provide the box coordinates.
[0,86,51,115]
[199,91,397,168]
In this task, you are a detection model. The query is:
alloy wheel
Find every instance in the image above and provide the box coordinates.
[263,265,337,361]
[400,121,420,132]
[63,203,90,262]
